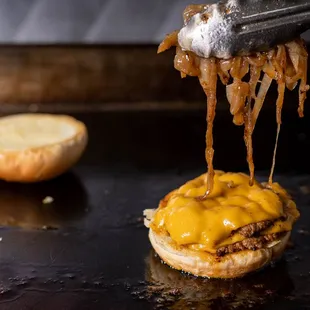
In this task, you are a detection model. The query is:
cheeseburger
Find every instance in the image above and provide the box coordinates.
[144,3,306,278]
[144,172,299,278]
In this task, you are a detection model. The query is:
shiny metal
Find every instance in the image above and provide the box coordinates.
[218,0,310,56]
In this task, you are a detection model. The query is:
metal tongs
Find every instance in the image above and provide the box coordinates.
[217,0,310,56]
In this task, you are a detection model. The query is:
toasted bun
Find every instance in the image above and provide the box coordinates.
[145,210,290,279]
[149,229,290,279]
[0,113,87,182]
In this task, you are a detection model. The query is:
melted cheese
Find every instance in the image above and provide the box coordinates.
[151,171,299,253]
[188,232,246,253]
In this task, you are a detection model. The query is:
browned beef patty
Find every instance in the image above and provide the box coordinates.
[236,220,273,238]
[216,233,285,257]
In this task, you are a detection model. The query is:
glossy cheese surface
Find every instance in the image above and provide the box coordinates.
[151,171,299,253]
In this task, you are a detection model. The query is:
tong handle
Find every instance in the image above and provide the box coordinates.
[223,0,310,55]
[234,0,310,25]
[234,0,310,34]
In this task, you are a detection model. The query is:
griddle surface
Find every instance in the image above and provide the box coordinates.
[0,110,309,310]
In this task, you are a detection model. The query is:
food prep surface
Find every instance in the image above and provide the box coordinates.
[0,110,310,309]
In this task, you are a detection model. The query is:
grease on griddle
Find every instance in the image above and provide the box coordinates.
[0,173,87,230]
[297,228,310,235]
[300,185,310,195]
[132,251,295,309]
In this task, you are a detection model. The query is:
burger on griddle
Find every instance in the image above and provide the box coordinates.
[144,171,299,278]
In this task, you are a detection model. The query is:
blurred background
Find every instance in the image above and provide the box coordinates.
[0,0,308,111]
[0,0,309,44]
[0,1,307,177]
[0,0,210,110]
[0,0,198,44]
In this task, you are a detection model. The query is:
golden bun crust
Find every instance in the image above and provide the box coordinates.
[0,113,87,182]
[148,225,290,279]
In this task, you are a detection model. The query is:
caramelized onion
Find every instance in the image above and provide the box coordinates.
[174,46,200,77]
[157,31,178,54]
[227,81,249,116]
[269,124,281,185]
[244,100,254,185]
[298,56,309,117]
[285,57,299,90]
[199,58,218,196]
[183,4,207,23]
[159,12,309,195]
[252,73,273,129]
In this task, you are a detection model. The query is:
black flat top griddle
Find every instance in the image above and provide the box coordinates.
[0,109,310,310]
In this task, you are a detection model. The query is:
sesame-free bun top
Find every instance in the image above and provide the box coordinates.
[0,113,87,182]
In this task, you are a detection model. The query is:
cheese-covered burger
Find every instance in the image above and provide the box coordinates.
[144,171,299,278]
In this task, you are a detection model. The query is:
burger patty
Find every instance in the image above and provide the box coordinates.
[236,220,273,238]
[216,233,285,257]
